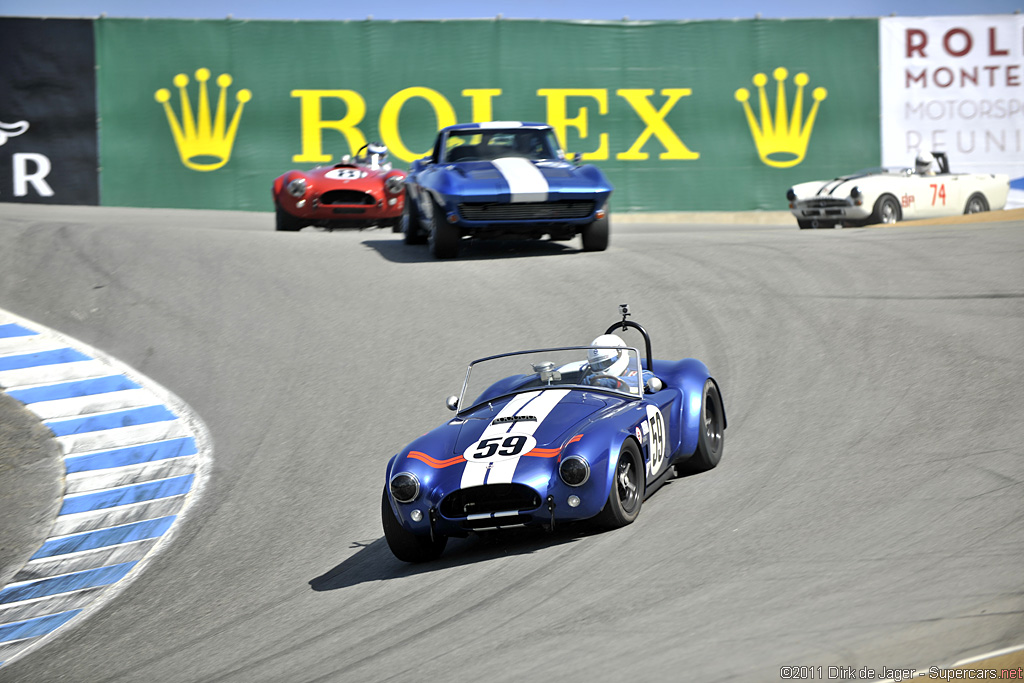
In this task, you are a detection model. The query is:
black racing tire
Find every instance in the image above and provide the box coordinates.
[797,220,815,230]
[402,191,427,245]
[594,440,644,528]
[428,198,461,259]
[275,204,302,232]
[964,193,989,214]
[388,218,402,233]
[581,213,610,251]
[381,488,446,563]
[679,379,725,474]
[869,194,901,225]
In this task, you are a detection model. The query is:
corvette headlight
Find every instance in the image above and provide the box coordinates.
[559,456,590,487]
[385,175,404,195]
[287,178,307,198]
[389,472,420,503]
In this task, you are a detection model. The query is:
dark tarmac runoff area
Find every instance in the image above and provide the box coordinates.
[0,392,62,591]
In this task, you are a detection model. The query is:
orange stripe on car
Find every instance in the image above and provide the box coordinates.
[524,434,583,459]
[407,451,464,468]
[524,448,561,458]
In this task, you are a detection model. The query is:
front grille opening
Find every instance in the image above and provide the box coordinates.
[458,200,595,222]
[805,198,849,208]
[321,190,375,205]
[462,514,532,530]
[440,484,542,518]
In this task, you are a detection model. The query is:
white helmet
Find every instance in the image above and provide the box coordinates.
[588,334,630,376]
[915,151,934,174]
[366,141,389,168]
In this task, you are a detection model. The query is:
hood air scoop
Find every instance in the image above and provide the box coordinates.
[491,415,537,425]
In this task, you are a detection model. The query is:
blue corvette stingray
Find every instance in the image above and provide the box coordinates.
[382,306,726,562]
[401,121,613,258]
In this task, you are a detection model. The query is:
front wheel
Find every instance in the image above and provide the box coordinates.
[869,195,901,225]
[429,199,461,259]
[381,488,447,563]
[581,213,609,251]
[594,440,644,528]
[275,204,302,232]
[964,193,989,214]
[402,191,427,245]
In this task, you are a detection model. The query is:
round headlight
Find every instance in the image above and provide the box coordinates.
[389,472,420,503]
[850,186,862,199]
[559,456,590,487]
[287,178,307,198]
[786,188,797,201]
[385,175,404,195]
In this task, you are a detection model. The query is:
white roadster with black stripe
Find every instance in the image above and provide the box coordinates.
[401,121,613,258]
[381,307,726,562]
[786,152,1009,229]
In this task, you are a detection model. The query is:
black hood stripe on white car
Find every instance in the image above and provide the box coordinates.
[818,171,877,196]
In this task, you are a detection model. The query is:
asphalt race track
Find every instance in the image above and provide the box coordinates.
[0,204,1022,682]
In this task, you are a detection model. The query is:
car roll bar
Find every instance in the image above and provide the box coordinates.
[605,303,654,372]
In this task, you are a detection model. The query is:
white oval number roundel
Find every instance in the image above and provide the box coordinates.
[324,168,362,180]
[647,405,666,475]
[464,433,537,463]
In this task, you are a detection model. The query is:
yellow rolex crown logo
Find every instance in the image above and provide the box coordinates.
[735,67,826,169]
[155,68,252,172]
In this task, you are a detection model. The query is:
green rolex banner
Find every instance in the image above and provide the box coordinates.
[95,18,879,212]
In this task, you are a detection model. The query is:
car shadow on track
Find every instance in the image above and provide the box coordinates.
[309,523,596,591]
[361,238,584,263]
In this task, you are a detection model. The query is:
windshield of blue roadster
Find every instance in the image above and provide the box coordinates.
[457,346,643,412]
[443,128,562,163]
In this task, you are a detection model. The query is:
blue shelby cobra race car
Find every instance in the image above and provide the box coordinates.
[401,121,613,258]
[382,307,726,562]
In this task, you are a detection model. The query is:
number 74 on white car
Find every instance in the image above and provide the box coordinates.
[786,151,1009,229]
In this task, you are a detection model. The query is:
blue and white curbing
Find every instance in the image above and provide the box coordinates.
[0,309,212,668]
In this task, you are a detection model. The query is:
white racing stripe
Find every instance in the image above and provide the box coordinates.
[460,389,569,488]
[492,157,549,203]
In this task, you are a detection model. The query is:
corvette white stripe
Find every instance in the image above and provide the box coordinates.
[492,157,549,203]
[460,389,569,489]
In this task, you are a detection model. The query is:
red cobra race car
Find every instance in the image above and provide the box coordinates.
[272,142,406,232]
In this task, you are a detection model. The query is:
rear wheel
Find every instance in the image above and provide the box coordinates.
[429,199,461,259]
[581,213,609,251]
[595,440,644,528]
[869,195,901,225]
[964,193,989,214]
[381,488,446,563]
[275,204,302,232]
[402,191,426,245]
[679,379,725,474]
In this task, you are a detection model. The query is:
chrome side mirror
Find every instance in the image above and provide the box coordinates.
[645,377,663,394]
[572,152,583,163]
[445,395,459,411]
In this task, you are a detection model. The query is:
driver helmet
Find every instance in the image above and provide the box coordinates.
[588,334,630,376]
[366,141,389,169]
[915,151,934,174]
